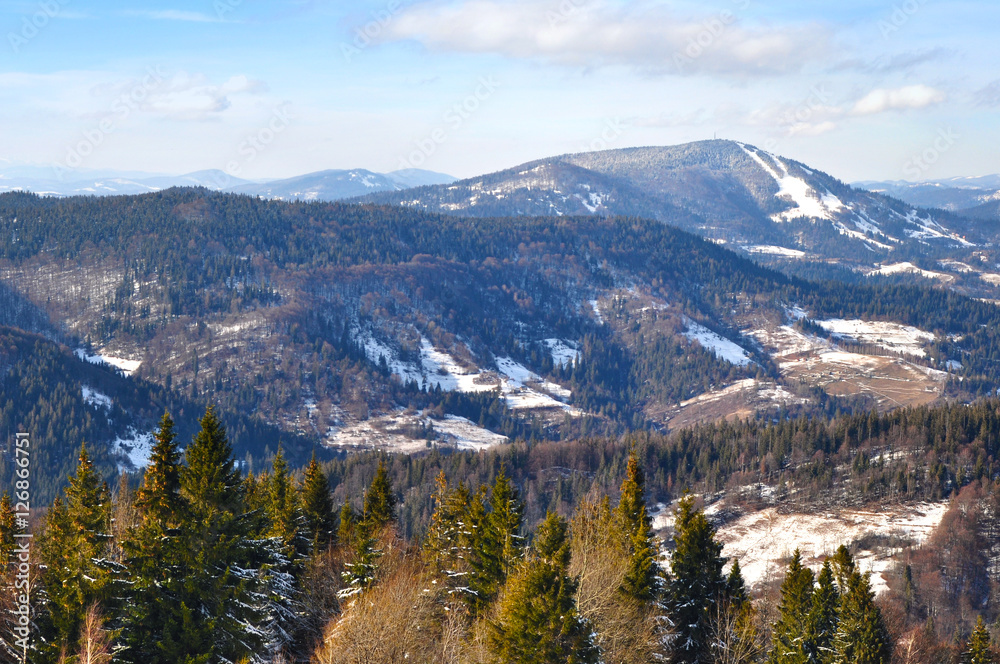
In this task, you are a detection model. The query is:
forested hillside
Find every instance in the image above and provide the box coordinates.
[4,189,1000,494]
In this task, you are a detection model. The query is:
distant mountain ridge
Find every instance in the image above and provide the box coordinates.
[854,175,1000,211]
[0,167,457,200]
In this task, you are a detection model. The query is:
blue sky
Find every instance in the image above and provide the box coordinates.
[0,0,997,182]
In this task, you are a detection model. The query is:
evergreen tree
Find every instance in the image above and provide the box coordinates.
[616,449,660,601]
[266,447,305,557]
[727,560,749,608]
[666,495,727,664]
[300,453,335,550]
[469,467,525,612]
[362,459,397,531]
[964,616,996,664]
[168,406,278,663]
[829,545,856,594]
[833,571,892,664]
[337,502,356,547]
[487,512,598,664]
[37,445,114,660]
[135,413,183,523]
[338,526,381,600]
[120,413,190,664]
[806,562,840,664]
[423,472,473,598]
[769,550,815,664]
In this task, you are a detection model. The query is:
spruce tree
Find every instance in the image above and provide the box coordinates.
[337,502,357,547]
[727,560,749,608]
[666,495,727,664]
[806,561,840,664]
[363,459,397,531]
[37,445,114,659]
[266,447,305,557]
[120,413,189,664]
[487,465,525,578]
[833,571,892,664]
[469,468,525,612]
[300,453,335,550]
[616,449,660,601]
[338,525,382,599]
[964,616,996,664]
[172,406,276,663]
[769,550,815,664]
[423,472,473,598]
[487,512,598,664]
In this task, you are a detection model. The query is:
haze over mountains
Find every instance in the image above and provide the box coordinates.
[0,166,457,200]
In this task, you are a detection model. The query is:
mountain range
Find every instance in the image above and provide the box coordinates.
[855,175,1000,212]
[6,139,1000,496]
[0,166,456,200]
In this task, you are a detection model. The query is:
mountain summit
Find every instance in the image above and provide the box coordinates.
[361,139,984,269]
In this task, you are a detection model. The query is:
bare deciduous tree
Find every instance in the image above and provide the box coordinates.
[76,603,113,664]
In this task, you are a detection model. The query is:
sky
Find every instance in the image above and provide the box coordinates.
[0,0,997,183]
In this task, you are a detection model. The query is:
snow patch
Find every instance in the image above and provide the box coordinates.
[683,320,753,367]
[744,245,806,258]
[81,385,112,409]
[870,262,954,283]
[114,429,155,470]
[589,299,604,324]
[543,338,580,367]
[75,349,142,376]
[738,144,837,222]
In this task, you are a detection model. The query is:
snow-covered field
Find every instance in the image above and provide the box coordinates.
[870,262,954,283]
[980,273,1000,286]
[713,502,948,594]
[75,348,142,376]
[325,411,508,453]
[815,318,935,357]
[744,245,806,258]
[683,320,754,367]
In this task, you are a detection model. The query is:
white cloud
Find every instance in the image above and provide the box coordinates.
[378,0,833,77]
[0,70,266,122]
[851,85,946,115]
[139,73,266,120]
